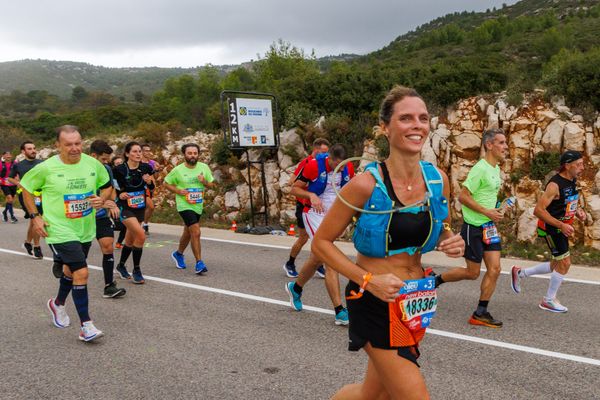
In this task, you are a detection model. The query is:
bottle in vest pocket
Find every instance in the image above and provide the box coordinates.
[481,221,501,245]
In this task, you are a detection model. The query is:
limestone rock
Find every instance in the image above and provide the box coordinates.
[563,122,585,152]
[224,190,240,210]
[541,120,565,152]
[453,132,481,160]
[517,207,538,243]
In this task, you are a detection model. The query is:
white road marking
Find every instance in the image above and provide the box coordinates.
[1,247,599,367]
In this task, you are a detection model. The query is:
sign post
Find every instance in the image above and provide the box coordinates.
[220,91,279,227]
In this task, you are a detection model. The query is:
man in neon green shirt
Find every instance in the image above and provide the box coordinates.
[435,128,510,328]
[164,143,215,274]
[21,125,112,342]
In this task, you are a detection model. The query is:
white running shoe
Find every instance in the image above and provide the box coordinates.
[79,321,104,342]
[47,298,70,328]
[539,297,568,313]
[510,266,522,294]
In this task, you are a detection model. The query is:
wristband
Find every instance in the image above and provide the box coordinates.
[346,272,373,300]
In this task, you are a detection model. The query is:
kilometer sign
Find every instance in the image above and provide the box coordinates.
[227,97,276,147]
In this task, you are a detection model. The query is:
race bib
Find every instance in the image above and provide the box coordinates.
[64,192,93,219]
[34,195,42,206]
[96,207,107,218]
[481,221,500,245]
[126,191,145,209]
[185,188,203,204]
[563,194,578,221]
[396,277,437,331]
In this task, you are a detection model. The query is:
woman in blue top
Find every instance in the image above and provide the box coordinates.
[312,86,464,400]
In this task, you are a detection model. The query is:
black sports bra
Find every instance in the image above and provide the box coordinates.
[381,163,431,251]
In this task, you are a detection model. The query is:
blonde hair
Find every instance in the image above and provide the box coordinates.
[379,85,423,125]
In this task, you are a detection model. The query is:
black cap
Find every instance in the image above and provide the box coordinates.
[560,150,582,165]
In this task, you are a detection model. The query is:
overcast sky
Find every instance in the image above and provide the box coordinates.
[0,0,518,68]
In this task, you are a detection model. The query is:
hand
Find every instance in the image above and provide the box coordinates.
[484,208,504,223]
[309,194,324,214]
[366,273,406,303]
[142,174,153,184]
[560,222,575,237]
[88,194,104,210]
[576,209,586,222]
[109,206,120,220]
[178,189,189,196]
[197,173,207,185]
[437,233,465,258]
[119,192,130,200]
[32,216,48,238]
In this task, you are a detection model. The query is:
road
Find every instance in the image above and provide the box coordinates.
[0,220,598,399]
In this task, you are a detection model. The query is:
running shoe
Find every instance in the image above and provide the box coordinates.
[52,261,63,279]
[468,312,503,328]
[511,266,522,294]
[539,297,568,313]
[132,269,145,284]
[10,216,17,223]
[22,242,33,256]
[115,242,123,250]
[171,251,186,269]
[47,298,70,328]
[33,246,43,260]
[79,321,104,342]
[195,260,208,274]
[315,265,326,279]
[285,282,303,311]
[103,281,126,298]
[335,308,349,326]
[116,263,131,280]
[282,262,298,278]
[2,212,7,222]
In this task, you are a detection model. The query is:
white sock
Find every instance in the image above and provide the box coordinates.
[545,271,565,300]
[519,262,551,278]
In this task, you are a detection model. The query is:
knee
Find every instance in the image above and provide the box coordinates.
[189,226,200,238]
[465,268,481,280]
[72,268,89,282]
[486,265,501,278]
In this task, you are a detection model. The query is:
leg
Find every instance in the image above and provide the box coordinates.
[188,223,201,261]
[289,228,309,259]
[296,252,321,288]
[178,225,191,254]
[439,260,481,283]
[332,357,391,400]
[324,265,342,308]
[480,251,501,301]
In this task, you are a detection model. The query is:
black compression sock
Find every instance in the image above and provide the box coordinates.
[119,245,132,265]
[334,305,344,314]
[476,300,489,316]
[102,254,114,286]
[287,256,296,265]
[132,246,143,268]
[292,282,303,295]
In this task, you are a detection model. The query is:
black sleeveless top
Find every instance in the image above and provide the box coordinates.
[381,163,431,251]
[546,173,578,221]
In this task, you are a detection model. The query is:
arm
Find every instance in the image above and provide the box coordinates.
[22,188,48,237]
[164,182,187,196]
[458,187,503,223]
[435,169,465,257]
[311,173,405,303]
[534,182,574,237]
[290,180,323,213]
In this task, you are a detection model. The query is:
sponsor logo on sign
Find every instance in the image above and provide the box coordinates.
[239,107,247,116]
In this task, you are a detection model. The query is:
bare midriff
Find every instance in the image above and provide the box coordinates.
[356,252,425,282]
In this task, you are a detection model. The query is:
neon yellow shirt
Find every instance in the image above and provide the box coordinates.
[461,158,501,226]
[164,162,214,214]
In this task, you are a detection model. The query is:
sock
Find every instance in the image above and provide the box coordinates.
[132,246,143,268]
[520,262,551,278]
[2,207,6,217]
[72,285,90,324]
[55,276,73,306]
[119,245,132,265]
[476,300,489,316]
[102,254,114,286]
[117,229,126,244]
[334,305,344,314]
[287,256,296,265]
[546,271,565,300]
[293,282,303,295]
[435,274,445,288]
[7,203,14,216]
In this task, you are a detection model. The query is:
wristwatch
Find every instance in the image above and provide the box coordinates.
[29,212,41,219]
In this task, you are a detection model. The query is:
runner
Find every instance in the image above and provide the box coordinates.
[282,138,329,278]
[113,141,154,284]
[511,150,585,313]
[312,86,464,399]
[434,128,509,328]
[285,144,355,325]
[141,144,160,235]
[1,151,18,223]
[8,141,44,259]
[164,143,215,274]
[21,125,111,342]
[111,155,126,249]
[89,140,126,298]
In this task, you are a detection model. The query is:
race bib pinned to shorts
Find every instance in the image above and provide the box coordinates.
[563,194,579,222]
[396,277,437,332]
[185,188,203,204]
[64,192,93,219]
[126,191,145,209]
[481,221,500,245]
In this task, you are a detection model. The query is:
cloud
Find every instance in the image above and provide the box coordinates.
[0,0,517,67]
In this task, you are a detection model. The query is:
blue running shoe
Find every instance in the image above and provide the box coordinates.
[132,269,145,284]
[315,265,326,279]
[116,263,131,280]
[171,251,186,269]
[335,308,349,326]
[285,282,303,311]
[282,262,298,278]
[195,260,208,274]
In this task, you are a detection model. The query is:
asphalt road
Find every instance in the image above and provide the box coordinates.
[0,220,598,400]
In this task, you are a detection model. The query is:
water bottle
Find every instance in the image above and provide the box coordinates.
[500,196,516,210]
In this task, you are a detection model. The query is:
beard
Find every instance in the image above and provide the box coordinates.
[186,157,198,165]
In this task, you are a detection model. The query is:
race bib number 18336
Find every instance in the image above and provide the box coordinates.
[396,277,437,331]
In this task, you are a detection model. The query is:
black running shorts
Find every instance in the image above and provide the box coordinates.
[96,217,114,240]
[18,193,43,217]
[542,231,570,260]
[120,207,145,223]
[1,186,16,197]
[346,281,421,367]
[178,210,202,227]
[295,201,305,230]
[48,241,92,272]
[461,222,502,264]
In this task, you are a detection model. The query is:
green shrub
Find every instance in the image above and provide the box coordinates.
[530,151,560,180]
[211,136,233,166]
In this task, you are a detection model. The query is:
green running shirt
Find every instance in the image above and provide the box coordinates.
[164,162,214,214]
[461,158,502,226]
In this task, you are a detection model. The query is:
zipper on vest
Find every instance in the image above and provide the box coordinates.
[385,200,394,256]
